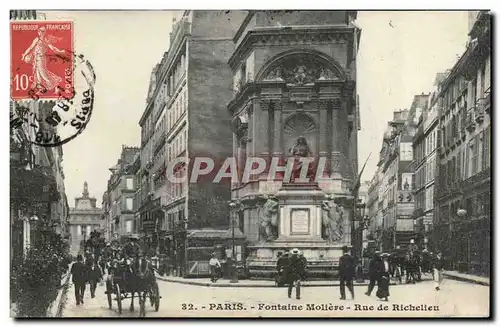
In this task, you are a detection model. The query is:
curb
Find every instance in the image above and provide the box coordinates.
[156,276,401,288]
[443,272,490,286]
[47,267,71,317]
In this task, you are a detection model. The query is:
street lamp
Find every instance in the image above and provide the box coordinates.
[354,201,366,259]
[228,200,241,283]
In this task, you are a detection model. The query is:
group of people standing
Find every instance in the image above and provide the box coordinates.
[70,235,143,306]
[70,254,104,305]
[276,248,308,299]
[271,245,445,302]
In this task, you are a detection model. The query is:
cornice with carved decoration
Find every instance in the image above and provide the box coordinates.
[229,26,357,70]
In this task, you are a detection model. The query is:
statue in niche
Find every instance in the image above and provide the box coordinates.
[258,194,279,241]
[264,67,284,81]
[291,65,308,85]
[288,136,315,183]
[321,200,344,243]
[318,68,338,80]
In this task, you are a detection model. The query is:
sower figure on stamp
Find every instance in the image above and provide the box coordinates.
[21,26,66,91]
[338,246,355,300]
[285,248,307,300]
[71,254,89,306]
[365,251,382,296]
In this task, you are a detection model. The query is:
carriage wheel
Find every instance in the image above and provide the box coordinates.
[152,282,160,312]
[115,284,122,314]
[106,280,113,309]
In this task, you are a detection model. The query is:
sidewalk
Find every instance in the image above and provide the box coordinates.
[155,274,421,288]
[443,270,490,286]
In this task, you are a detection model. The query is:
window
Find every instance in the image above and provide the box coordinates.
[126,220,133,233]
[126,177,134,190]
[483,126,491,170]
[126,198,133,211]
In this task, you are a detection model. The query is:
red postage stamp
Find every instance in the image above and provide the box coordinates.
[10,21,74,100]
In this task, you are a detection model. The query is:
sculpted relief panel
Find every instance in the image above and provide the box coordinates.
[262,54,341,85]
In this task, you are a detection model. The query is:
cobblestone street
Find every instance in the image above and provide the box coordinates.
[62,277,489,318]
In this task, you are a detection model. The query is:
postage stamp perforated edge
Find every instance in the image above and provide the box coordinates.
[10,20,75,101]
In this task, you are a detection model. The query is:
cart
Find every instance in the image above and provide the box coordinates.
[105,263,161,317]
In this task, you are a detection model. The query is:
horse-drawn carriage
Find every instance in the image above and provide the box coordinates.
[105,257,161,317]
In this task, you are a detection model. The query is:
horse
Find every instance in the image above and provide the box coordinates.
[128,256,157,315]
[405,251,421,283]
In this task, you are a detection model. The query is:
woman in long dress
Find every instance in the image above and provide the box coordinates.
[376,253,391,301]
[21,27,66,91]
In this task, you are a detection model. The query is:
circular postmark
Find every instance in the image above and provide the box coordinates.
[10,51,96,147]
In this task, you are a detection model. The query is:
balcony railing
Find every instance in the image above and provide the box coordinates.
[484,87,491,114]
[465,110,476,132]
[475,98,486,124]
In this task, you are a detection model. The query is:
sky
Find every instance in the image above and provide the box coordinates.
[44,11,470,207]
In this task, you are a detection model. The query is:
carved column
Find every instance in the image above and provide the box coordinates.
[232,132,238,186]
[246,105,253,159]
[273,101,283,157]
[257,99,270,158]
[330,98,343,177]
[318,100,330,178]
[318,100,329,156]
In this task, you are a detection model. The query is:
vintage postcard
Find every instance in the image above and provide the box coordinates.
[9,10,491,318]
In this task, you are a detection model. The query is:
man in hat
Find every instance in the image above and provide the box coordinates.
[209,252,222,283]
[365,251,382,296]
[123,234,141,260]
[285,248,307,299]
[338,246,355,300]
[432,251,445,291]
[70,254,89,305]
[276,250,289,287]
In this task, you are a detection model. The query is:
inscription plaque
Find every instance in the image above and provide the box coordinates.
[290,208,310,235]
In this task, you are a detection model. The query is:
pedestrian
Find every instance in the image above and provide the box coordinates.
[285,248,307,300]
[365,251,381,296]
[70,254,88,305]
[88,260,103,298]
[209,253,221,283]
[338,246,355,300]
[276,250,289,287]
[376,253,391,301]
[432,251,444,291]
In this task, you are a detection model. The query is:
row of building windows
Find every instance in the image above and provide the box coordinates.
[426,129,438,156]
[168,165,188,201]
[438,190,490,224]
[168,89,187,132]
[162,208,186,231]
[438,126,490,191]
[168,127,187,163]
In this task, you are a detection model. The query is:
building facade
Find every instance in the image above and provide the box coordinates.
[434,11,491,276]
[10,11,70,259]
[370,102,424,252]
[68,182,104,256]
[228,11,361,277]
[137,11,248,277]
[412,74,446,250]
[103,146,140,241]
